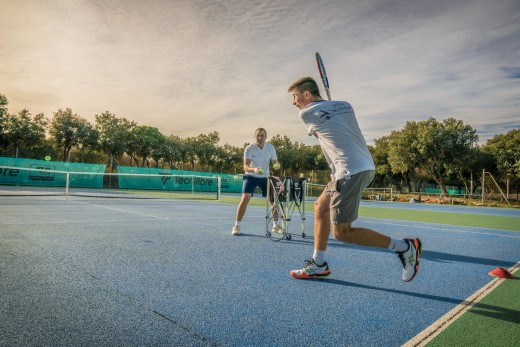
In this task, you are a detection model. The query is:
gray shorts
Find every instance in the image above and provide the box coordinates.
[325,170,375,224]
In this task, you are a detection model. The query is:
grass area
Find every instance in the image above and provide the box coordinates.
[358,206,520,232]
[425,272,520,347]
[217,195,520,232]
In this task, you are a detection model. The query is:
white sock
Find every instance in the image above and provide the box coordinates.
[388,238,408,253]
[273,220,279,226]
[313,249,326,266]
[235,221,240,226]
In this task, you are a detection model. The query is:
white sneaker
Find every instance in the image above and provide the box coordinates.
[231,225,240,235]
[271,224,284,234]
[398,238,422,282]
[290,259,331,279]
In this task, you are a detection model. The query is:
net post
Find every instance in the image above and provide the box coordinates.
[482,169,485,204]
[65,172,70,200]
[217,176,221,201]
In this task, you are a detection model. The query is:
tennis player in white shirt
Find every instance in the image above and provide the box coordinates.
[287,77,422,282]
[231,128,281,235]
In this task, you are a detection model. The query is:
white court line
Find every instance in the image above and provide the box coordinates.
[402,261,520,347]
[70,200,232,221]
[359,217,520,238]
[70,200,171,220]
[0,214,231,226]
[0,203,232,226]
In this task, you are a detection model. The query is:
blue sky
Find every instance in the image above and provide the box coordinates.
[1,0,519,147]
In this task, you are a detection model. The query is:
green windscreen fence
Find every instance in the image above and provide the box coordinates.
[0,157,106,188]
[0,157,244,194]
[116,166,243,193]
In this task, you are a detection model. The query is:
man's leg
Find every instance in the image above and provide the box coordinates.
[232,193,251,235]
[235,193,251,222]
[332,223,390,248]
[290,192,332,279]
[332,223,422,282]
[313,192,332,252]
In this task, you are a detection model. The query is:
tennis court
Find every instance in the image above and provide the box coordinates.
[1,195,519,346]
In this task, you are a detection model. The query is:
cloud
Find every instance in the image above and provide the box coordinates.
[1,0,519,148]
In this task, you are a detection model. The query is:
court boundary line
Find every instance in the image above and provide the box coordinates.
[359,217,520,238]
[402,261,520,347]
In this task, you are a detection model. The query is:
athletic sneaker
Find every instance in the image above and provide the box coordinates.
[398,238,422,282]
[231,225,240,236]
[271,224,284,234]
[290,259,331,279]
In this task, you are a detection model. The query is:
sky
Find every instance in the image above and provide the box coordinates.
[1,0,519,148]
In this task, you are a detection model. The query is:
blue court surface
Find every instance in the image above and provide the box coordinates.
[1,196,519,346]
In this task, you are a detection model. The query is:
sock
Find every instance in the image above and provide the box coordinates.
[313,249,326,266]
[235,221,240,226]
[388,238,408,253]
[273,220,279,226]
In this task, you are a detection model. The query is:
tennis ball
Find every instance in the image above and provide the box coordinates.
[257,167,264,174]
[273,163,280,170]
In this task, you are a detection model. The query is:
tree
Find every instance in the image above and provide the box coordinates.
[95,111,136,169]
[0,94,9,150]
[185,132,221,171]
[49,108,96,161]
[387,123,422,192]
[2,109,48,157]
[370,136,402,188]
[215,143,242,173]
[388,117,478,195]
[270,134,297,172]
[482,129,520,196]
[161,135,186,169]
[127,125,165,167]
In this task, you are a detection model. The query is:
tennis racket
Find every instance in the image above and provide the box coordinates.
[315,52,331,100]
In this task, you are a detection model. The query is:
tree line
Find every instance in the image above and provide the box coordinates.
[1,94,518,196]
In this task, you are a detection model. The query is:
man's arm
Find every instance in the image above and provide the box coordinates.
[243,158,261,174]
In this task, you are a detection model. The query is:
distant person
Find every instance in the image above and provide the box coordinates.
[410,196,422,203]
[287,76,422,282]
[232,128,281,235]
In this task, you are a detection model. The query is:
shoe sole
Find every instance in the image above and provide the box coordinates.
[404,238,422,282]
[290,269,331,279]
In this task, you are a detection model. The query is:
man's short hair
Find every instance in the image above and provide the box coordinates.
[255,128,267,136]
[287,77,321,97]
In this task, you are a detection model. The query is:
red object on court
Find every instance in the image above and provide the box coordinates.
[488,267,514,279]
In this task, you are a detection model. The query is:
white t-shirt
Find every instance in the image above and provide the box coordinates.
[244,143,277,178]
[299,100,375,180]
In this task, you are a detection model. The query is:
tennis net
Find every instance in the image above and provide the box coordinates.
[0,166,221,200]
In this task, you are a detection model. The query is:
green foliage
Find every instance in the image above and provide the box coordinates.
[95,111,136,160]
[127,125,165,167]
[482,129,520,184]
[0,94,8,148]
[2,109,48,155]
[49,108,98,161]
[270,135,328,174]
[386,117,478,195]
[184,131,221,171]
